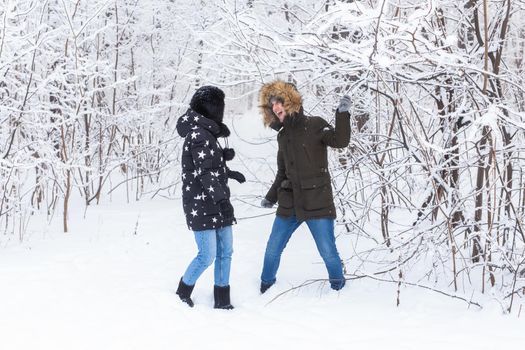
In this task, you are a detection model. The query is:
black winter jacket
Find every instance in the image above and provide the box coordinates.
[176,109,235,231]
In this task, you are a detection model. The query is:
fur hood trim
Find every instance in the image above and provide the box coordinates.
[259,80,303,127]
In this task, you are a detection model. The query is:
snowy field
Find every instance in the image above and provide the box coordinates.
[0,111,523,350]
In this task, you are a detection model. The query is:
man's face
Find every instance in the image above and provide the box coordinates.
[271,100,286,122]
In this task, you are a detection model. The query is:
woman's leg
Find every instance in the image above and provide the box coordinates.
[214,225,233,287]
[182,229,216,286]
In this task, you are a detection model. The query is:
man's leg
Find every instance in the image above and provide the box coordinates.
[306,218,345,290]
[260,215,301,292]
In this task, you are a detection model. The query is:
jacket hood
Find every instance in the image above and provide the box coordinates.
[259,80,303,127]
[176,108,221,138]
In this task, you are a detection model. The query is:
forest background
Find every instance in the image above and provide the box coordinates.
[1,0,525,316]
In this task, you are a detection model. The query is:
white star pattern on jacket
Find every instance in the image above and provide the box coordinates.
[177,108,234,231]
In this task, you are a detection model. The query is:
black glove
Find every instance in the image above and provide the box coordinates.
[227,169,246,183]
[219,200,234,220]
[218,123,231,137]
[260,198,275,208]
[337,95,352,113]
[223,148,235,161]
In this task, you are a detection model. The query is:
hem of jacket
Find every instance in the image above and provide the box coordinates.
[275,209,337,221]
[186,219,236,232]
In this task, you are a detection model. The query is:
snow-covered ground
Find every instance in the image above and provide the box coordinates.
[0,111,523,349]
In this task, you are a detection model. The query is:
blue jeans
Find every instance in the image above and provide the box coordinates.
[261,215,345,290]
[182,225,233,287]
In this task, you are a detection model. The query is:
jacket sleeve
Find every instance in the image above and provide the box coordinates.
[190,132,228,204]
[321,110,351,148]
[265,149,286,204]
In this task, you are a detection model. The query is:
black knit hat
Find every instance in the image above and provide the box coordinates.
[190,86,225,123]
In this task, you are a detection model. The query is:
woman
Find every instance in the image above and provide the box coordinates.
[175,85,245,309]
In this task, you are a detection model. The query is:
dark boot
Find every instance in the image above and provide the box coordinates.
[330,278,346,291]
[176,278,195,307]
[214,285,234,310]
[260,281,273,294]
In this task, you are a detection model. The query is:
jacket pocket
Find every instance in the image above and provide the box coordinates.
[277,188,294,209]
[202,199,221,215]
[300,176,332,211]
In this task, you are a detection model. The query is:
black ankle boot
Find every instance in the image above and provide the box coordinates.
[260,282,273,294]
[176,278,195,307]
[214,285,234,310]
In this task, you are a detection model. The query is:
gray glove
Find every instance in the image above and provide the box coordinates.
[337,95,352,113]
[260,198,275,208]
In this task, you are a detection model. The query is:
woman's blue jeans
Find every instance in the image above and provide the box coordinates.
[261,215,345,290]
[182,225,233,287]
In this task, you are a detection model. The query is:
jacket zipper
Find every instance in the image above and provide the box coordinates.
[303,144,312,164]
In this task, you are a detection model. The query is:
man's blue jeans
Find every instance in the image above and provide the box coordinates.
[261,215,345,290]
[182,225,233,287]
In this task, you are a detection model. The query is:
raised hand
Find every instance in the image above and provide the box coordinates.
[337,95,352,113]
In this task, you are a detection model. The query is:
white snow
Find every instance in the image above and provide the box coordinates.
[0,111,523,350]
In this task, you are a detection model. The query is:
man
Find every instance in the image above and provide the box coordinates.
[258,80,351,293]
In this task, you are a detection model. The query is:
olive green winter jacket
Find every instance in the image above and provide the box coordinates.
[259,80,350,220]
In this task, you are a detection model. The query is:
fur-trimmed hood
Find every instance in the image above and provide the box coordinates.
[259,80,303,127]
